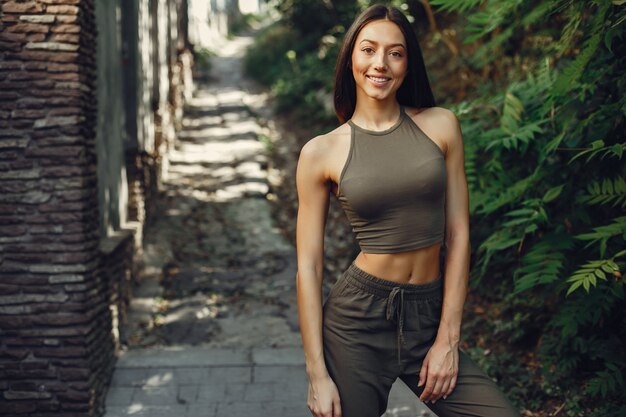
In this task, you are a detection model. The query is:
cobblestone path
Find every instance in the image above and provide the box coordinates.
[104,34,432,417]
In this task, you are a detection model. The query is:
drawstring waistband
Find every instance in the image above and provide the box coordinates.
[344,262,443,365]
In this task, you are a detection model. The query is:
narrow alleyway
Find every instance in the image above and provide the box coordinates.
[104,34,432,417]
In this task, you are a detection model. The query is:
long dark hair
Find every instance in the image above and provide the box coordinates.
[334,4,435,123]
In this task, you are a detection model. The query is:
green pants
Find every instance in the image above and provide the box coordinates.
[322,263,522,417]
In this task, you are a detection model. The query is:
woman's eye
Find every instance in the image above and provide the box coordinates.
[390,51,403,57]
[362,47,374,54]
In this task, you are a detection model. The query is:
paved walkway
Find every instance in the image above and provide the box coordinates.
[104,33,433,417]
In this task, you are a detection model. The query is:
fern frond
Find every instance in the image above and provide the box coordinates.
[552,1,610,97]
[575,216,626,257]
[585,363,626,399]
[428,0,485,14]
[476,171,538,214]
[554,1,585,57]
[568,140,626,164]
[578,177,626,208]
[500,91,524,133]
[566,258,621,295]
[514,232,573,293]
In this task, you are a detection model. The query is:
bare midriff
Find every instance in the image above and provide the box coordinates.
[354,242,442,285]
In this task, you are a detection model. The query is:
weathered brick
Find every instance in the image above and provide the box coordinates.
[0,293,69,305]
[25,42,79,52]
[19,327,89,337]
[11,109,47,118]
[0,32,27,42]
[49,72,81,81]
[4,338,46,347]
[14,51,78,63]
[0,368,58,379]
[51,24,80,33]
[0,169,41,179]
[28,262,93,273]
[41,167,85,178]
[0,401,37,414]
[56,390,90,402]
[60,402,91,412]
[0,225,27,236]
[9,381,39,391]
[49,107,81,116]
[4,390,53,400]
[20,361,51,371]
[0,284,20,294]
[0,348,29,360]
[0,91,20,100]
[23,61,48,70]
[64,283,89,292]
[34,401,62,411]
[57,367,90,381]
[0,40,21,52]
[50,34,79,43]
[26,33,47,42]
[0,183,34,194]
[5,23,50,33]
[47,63,79,73]
[46,5,80,15]
[1,2,44,14]
[33,116,83,129]
[49,275,85,284]
[56,15,79,24]
[19,15,56,24]
[39,0,81,4]
[33,347,87,359]
[56,81,88,90]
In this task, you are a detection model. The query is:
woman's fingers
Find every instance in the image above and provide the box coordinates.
[333,396,342,417]
[445,373,458,398]
[417,357,428,387]
[419,372,437,402]
[430,375,445,402]
[436,378,451,402]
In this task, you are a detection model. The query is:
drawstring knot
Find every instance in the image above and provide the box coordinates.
[386,286,422,365]
[386,287,405,365]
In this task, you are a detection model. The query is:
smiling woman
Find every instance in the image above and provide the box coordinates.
[351,20,408,103]
[295,4,523,417]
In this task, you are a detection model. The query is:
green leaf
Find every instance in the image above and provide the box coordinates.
[543,185,564,203]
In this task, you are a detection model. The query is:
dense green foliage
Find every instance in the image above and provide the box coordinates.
[445,1,626,415]
[247,0,626,415]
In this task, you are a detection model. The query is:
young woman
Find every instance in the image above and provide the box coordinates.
[295,4,522,417]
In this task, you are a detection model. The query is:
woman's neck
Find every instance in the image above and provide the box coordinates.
[351,98,402,131]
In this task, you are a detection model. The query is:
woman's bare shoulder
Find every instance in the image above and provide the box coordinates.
[299,123,351,160]
[404,106,462,153]
[405,106,457,124]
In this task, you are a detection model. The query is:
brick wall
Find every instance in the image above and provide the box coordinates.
[0,1,114,415]
[0,0,193,415]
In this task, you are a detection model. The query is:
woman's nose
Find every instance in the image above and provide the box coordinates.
[373,53,387,71]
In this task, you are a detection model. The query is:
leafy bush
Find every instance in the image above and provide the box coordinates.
[244,23,300,86]
[434,0,626,414]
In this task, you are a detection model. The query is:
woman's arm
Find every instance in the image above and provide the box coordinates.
[418,108,470,404]
[295,138,342,417]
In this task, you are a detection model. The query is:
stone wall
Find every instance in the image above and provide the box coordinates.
[0,0,114,415]
[0,0,193,415]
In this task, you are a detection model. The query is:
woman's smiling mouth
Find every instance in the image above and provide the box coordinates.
[366,75,391,85]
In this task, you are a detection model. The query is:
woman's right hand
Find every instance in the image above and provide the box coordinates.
[307,375,342,417]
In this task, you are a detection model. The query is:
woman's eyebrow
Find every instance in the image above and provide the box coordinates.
[359,39,406,48]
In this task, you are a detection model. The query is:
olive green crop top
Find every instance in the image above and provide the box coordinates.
[336,107,446,253]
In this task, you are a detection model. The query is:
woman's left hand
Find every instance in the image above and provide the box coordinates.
[417,336,459,404]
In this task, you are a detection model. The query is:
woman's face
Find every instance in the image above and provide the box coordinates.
[351,19,408,103]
